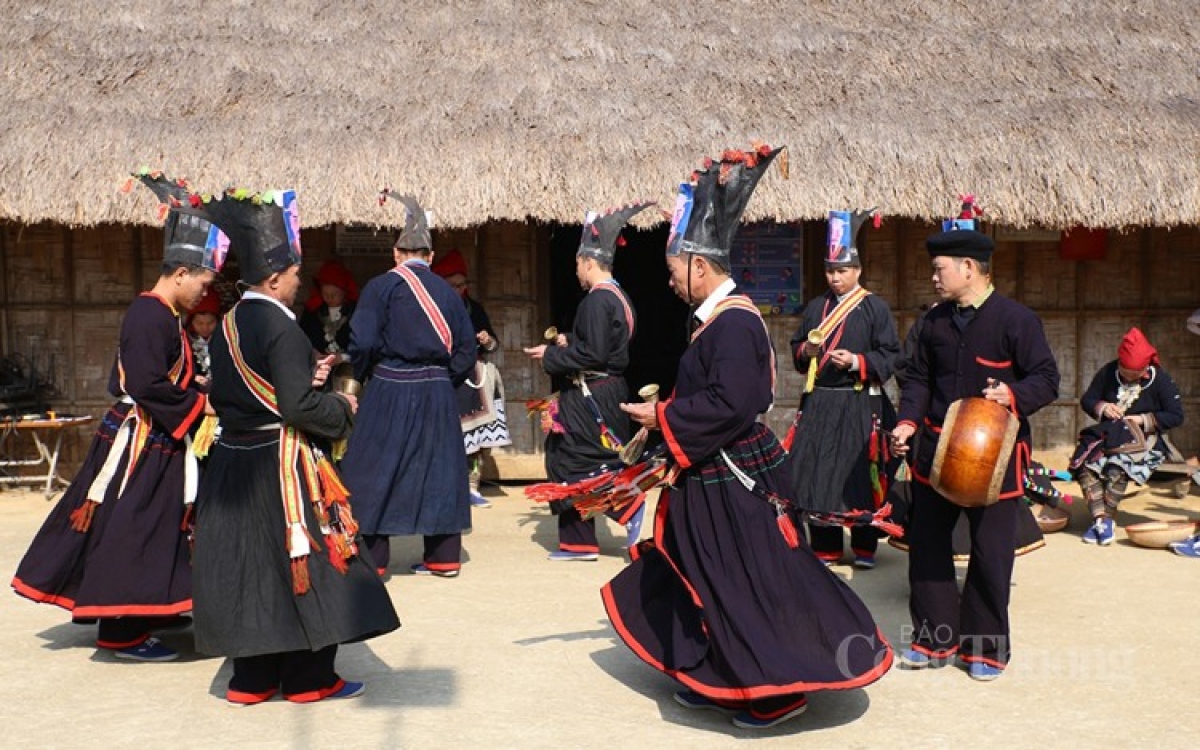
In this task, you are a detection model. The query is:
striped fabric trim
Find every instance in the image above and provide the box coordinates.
[391,264,453,353]
[592,280,635,338]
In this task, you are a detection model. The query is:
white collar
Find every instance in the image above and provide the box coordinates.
[241,290,297,321]
[694,278,738,323]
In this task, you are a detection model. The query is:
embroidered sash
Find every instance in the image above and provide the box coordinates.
[804,286,871,393]
[391,263,453,353]
[592,280,635,338]
[223,304,358,594]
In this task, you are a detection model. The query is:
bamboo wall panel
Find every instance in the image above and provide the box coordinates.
[5,224,68,304]
[1080,231,1144,309]
[6,309,72,402]
[1147,227,1200,308]
[72,309,122,402]
[73,225,137,304]
[1020,241,1077,309]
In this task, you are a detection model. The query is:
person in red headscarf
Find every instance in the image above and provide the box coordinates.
[299,260,359,357]
[1070,327,1184,546]
[431,249,510,508]
[187,287,224,384]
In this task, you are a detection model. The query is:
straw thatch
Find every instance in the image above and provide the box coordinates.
[1,1,1198,229]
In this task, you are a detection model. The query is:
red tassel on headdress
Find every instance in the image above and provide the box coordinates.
[777,512,800,549]
[69,500,98,533]
[119,177,136,194]
[154,204,170,222]
[873,213,883,229]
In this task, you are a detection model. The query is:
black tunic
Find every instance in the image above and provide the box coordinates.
[12,293,205,618]
[786,290,900,514]
[542,281,633,482]
[192,297,399,658]
[602,294,892,700]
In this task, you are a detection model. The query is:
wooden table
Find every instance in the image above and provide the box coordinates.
[0,415,95,498]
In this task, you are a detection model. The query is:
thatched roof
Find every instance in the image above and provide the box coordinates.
[2,1,1198,229]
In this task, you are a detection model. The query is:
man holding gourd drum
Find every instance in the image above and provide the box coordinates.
[890,213,1060,682]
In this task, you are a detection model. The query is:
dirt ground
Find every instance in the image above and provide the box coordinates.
[2,458,1198,749]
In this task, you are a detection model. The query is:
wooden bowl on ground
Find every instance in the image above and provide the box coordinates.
[1124,520,1199,549]
[1034,504,1070,534]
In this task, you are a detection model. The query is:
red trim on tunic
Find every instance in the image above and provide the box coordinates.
[559,542,600,554]
[72,600,194,618]
[96,635,148,649]
[172,392,207,440]
[657,400,691,470]
[601,582,895,701]
[11,577,76,610]
[857,354,868,383]
[959,653,1008,669]
[975,356,1012,369]
[909,642,960,659]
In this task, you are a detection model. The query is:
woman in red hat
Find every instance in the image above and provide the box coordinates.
[299,260,359,357]
[187,287,224,384]
[1070,327,1184,545]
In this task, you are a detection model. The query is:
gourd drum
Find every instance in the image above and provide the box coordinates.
[930,397,1019,508]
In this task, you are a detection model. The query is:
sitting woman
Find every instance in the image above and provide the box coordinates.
[1070,327,1184,546]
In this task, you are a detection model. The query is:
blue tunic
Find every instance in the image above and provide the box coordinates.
[341,260,477,536]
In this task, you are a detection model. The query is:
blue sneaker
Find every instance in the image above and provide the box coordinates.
[470,491,491,508]
[1095,517,1115,546]
[853,554,876,570]
[967,662,1004,681]
[114,637,178,662]
[1169,534,1200,558]
[548,550,599,562]
[673,690,738,715]
[731,696,808,729]
[1082,517,1109,545]
[328,681,366,699]
[625,505,647,548]
[897,648,932,669]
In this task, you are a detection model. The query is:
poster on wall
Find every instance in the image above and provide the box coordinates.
[729,221,804,315]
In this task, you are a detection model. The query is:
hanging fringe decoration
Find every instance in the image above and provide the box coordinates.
[776,508,800,549]
[69,500,98,533]
[291,557,311,595]
[191,415,219,458]
[314,451,351,504]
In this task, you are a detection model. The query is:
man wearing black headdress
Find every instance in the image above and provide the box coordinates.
[785,209,899,569]
[12,170,222,662]
[524,203,652,560]
[341,195,478,578]
[191,188,398,705]
[609,147,892,730]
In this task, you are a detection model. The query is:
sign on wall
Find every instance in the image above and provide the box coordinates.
[335,224,396,256]
[730,222,804,315]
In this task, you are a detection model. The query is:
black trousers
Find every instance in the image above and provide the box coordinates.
[229,644,339,700]
[557,500,642,553]
[907,483,1018,667]
[363,533,462,571]
[95,616,154,648]
[808,524,879,560]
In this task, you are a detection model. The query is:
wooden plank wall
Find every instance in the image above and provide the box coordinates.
[2,219,1197,478]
